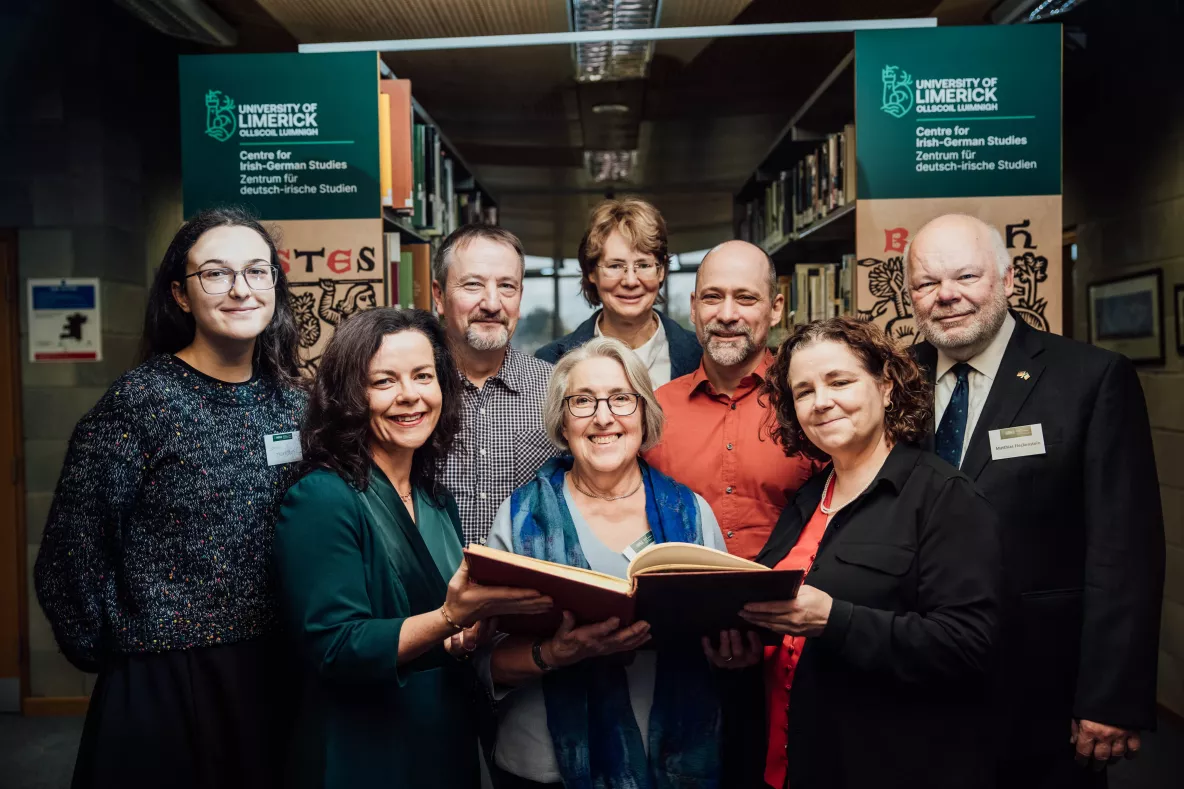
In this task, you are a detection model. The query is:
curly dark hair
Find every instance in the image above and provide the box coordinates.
[762,317,932,462]
[301,308,461,502]
[140,206,302,388]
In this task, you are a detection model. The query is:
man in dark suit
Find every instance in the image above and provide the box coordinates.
[906,213,1165,788]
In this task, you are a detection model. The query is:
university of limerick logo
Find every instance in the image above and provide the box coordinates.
[204,89,237,142]
[880,65,914,118]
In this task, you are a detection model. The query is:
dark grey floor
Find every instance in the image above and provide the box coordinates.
[1,711,1181,788]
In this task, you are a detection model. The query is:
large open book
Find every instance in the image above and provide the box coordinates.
[465,541,804,642]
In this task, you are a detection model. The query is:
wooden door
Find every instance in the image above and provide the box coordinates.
[0,230,27,711]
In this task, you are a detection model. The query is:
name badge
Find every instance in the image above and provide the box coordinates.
[622,531,656,562]
[264,431,303,466]
[988,424,1046,461]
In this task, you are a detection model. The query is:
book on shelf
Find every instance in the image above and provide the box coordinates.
[379,79,414,211]
[398,250,414,310]
[737,124,857,251]
[786,259,854,324]
[383,232,401,306]
[412,123,426,227]
[464,542,804,642]
[378,91,392,207]
[407,242,432,311]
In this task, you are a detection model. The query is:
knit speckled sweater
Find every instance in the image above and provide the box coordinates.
[34,354,307,672]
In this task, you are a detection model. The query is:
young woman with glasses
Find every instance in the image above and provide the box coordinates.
[482,337,742,789]
[34,206,306,789]
[535,198,701,388]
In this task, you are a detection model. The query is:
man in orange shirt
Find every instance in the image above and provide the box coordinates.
[644,239,818,560]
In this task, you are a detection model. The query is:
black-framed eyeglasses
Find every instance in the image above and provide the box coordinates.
[563,392,641,418]
[184,264,279,295]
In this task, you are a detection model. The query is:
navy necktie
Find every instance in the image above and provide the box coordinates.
[935,363,972,468]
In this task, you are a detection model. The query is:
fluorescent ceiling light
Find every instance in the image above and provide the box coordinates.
[571,0,660,83]
[298,19,938,54]
[585,150,637,183]
[591,103,631,114]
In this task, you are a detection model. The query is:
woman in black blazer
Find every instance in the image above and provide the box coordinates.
[720,317,1001,789]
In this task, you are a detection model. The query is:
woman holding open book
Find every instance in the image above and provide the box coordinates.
[484,336,740,789]
[734,317,1001,789]
[272,309,552,789]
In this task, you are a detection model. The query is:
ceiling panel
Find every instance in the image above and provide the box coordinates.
[255,0,569,43]
[243,0,994,255]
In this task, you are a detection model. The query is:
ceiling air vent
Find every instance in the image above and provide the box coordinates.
[114,0,237,46]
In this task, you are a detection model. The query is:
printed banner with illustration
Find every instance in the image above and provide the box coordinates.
[269,218,385,375]
[180,52,389,377]
[853,25,1062,339]
[179,52,380,221]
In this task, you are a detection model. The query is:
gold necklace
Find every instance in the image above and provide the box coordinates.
[571,471,643,501]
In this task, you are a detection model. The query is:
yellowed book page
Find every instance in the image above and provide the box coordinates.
[626,541,768,578]
[466,543,631,594]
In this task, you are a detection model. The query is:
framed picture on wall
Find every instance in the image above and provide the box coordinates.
[1176,284,1184,356]
[1086,269,1163,365]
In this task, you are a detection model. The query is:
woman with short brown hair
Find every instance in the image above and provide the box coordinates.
[536,198,700,387]
[714,317,1002,789]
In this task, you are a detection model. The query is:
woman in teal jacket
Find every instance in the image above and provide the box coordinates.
[274,308,551,788]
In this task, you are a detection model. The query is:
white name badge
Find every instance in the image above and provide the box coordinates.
[988,424,1046,461]
[264,431,303,466]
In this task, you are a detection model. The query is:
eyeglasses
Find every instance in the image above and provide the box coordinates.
[597,261,660,280]
[184,264,279,295]
[563,392,641,417]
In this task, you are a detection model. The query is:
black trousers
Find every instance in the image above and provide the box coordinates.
[72,636,294,789]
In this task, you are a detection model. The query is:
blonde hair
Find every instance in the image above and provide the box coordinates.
[543,336,665,453]
[578,198,669,307]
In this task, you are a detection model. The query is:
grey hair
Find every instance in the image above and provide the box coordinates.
[903,214,1011,278]
[543,336,665,453]
[432,224,526,286]
[696,241,779,299]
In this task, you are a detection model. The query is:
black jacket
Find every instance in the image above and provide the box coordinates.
[757,442,1001,789]
[914,317,1165,752]
[534,309,702,379]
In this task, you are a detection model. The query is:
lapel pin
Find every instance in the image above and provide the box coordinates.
[1017,371,1030,380]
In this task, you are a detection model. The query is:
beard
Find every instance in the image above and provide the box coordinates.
[702,322,758,367]
[917,289,1010,353]
[464,312,510,351]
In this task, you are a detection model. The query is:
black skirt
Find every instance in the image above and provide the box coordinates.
[72,635,295,789]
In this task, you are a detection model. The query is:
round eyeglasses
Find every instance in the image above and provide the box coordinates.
[596,261,661,281]
[184,264,279,295]
[563,392,641,418]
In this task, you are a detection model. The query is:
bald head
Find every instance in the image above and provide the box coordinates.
[907,214,1015,359]
[906,214,1010,278]
[696,240,778,298]
[691,239,784,369]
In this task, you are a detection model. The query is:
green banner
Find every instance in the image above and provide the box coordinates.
[855,25,1061,200]
[179,53,380,220]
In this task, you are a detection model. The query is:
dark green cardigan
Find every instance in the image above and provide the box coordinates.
[274,467,478,789]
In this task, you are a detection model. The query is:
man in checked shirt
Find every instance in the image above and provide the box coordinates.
[432,225,559,547]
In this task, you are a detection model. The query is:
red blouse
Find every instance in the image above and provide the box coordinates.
[763,474,833,789]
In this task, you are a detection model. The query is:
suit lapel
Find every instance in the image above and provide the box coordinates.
[959,318,1046,481]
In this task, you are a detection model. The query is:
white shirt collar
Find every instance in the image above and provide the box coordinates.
[593,311,666,366]
[936,312,1016,382]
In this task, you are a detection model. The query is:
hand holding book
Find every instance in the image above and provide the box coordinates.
[540,611,652,668]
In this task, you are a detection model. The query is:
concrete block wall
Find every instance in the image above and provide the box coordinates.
[1064,0,1184,718]
[0,1,184,698]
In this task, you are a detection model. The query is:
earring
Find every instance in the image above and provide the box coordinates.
[884,401,893,411]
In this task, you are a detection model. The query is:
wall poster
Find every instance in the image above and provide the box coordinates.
[854,24,1063,343]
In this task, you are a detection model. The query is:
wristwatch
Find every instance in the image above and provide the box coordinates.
[531,639,556,673]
